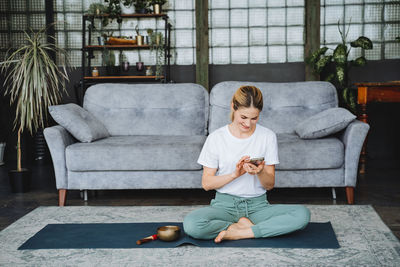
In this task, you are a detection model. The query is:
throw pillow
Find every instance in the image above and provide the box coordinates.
[295,107,356,139]
[49,103,110,142]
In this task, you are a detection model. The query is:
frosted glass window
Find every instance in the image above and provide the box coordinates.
[231,47,248,63]
[231,28,248,46]
[250,47,267,63]
[1,0,46,62]
[288,45,304,61]
[230,9,248,27]
[287,7,304,26]
[268,27,286,45]
[212,10,229,28]
[287,26,304,44]
[321,0,400,60]
[209,0,305,64]
[249,28,267,45]
[249,9,267,27]
[269,46,286,63]
[268,8,286,26]
[212,47,230,64]
[211,29,230,46]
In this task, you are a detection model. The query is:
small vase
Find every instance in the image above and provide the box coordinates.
[136,62,144,72]
[136,35,144,46]
[153,4,161,14]
[145,66,153,76]
[122,61,130,72]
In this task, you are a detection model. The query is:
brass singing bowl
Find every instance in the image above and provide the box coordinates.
[157,225,181,241]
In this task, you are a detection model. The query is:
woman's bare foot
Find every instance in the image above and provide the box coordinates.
[214,218,255,243]
[236,217,254,228]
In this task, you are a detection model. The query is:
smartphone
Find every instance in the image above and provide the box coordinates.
[249,157,264,166]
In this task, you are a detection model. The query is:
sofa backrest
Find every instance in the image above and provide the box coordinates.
[209,81,338,134]
[84,83,209,136]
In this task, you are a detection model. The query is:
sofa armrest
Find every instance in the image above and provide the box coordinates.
[338,120,370,187]
[44,125,77,189]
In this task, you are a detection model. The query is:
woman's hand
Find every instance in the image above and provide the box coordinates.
[243,160,265,175]
[232,156,250,179]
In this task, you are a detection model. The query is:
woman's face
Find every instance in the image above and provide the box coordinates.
[232,106,260,133]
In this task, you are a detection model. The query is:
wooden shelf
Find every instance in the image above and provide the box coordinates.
[84,76,164,80]
[84,13,167,18]
[84,45,150,50]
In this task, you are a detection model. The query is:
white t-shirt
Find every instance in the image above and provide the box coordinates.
[197,124,279,198]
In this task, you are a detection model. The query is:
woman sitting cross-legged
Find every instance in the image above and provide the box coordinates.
[183,85,311,243]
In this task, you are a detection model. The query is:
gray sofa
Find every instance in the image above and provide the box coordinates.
[44,81,369,206]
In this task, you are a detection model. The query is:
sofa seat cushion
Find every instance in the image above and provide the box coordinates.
[66,135,206,171]
[276,134,344,170]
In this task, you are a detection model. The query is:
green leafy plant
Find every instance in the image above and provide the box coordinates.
[87,3,109,27]
[149,32,165,79]
[307,21,373,112]
[105,0,123,24]
[1,25,71,171]
[134,0,150,13]
[151,0,167,5]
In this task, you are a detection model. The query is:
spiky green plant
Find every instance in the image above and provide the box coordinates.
[307,21,373,112]
[1,25,71,171]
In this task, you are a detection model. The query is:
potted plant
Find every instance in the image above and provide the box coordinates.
[102,48,117,75]
[307,21,372,112]
[105,0,123,24]
[120,0,135,14]
[87,3,108,27]
[149,31,165,79]
[135,25,144,46]
[134,0,150,14]
[151,0,167,14]
[1,25,71,192]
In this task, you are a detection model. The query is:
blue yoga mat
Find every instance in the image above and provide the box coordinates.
[18,222,340,249]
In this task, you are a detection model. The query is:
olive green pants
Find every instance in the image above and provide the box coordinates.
[183,192,310,239]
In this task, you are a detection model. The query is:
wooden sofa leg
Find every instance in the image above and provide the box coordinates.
[346,187,354,204]
[59,189,67,206]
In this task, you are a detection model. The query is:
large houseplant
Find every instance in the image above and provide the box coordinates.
[307,22,372,112]
[1,25,71,192]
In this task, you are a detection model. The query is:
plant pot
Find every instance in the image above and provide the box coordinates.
[136,8,147,14]
[120,4,135,14]
[0,143,5,166]
[9,169,31,193]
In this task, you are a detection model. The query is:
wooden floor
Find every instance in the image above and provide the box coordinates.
[0,159,399,240]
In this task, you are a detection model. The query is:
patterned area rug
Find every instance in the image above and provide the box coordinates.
[0,205,399,266]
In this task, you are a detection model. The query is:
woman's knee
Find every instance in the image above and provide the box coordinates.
[295,205,311,229]
[183,212,204,239]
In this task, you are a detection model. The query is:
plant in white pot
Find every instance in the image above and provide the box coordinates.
[1,25,71,192]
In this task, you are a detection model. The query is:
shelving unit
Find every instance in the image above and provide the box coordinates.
[79,13,171,104]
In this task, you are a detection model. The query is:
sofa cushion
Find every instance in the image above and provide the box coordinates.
[49,103,109,142]
[209,81,338,134]
[276,134,344,170]
[295,107,356,139]
[65,135,206,171]
[83,83,209,136]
